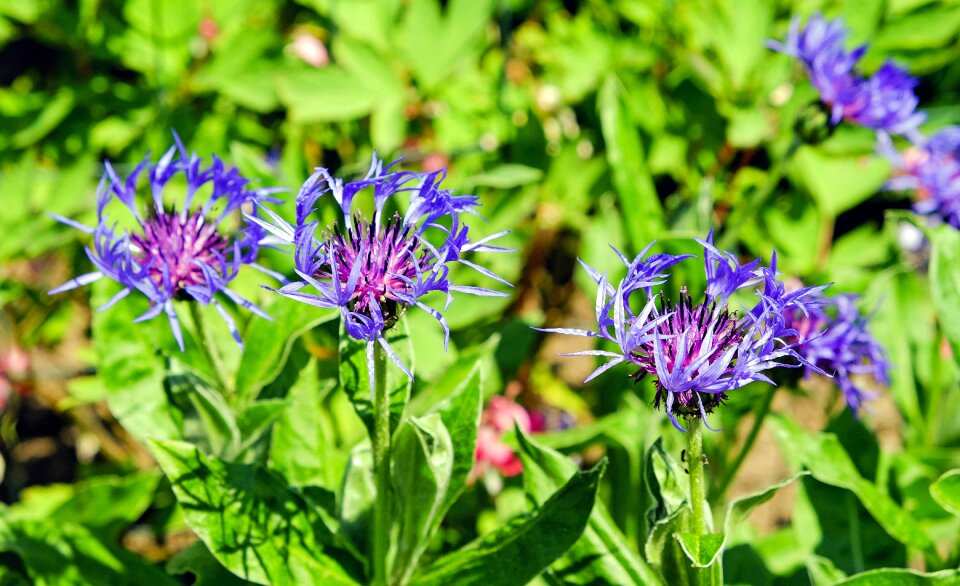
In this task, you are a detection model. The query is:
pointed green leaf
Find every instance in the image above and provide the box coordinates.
[150,439,362,585]
[769,415,936,555]
[598,74,663,249]
[234,399,288,460]
[930,468,960,516]
[411,461,606,586]
[164,372,239,458]
[517,431,663,586]
[389,414,454,585]
[833,568,960,585]
[388,364,482,584]
[338,443,375,566]
[674,531,724,568]
[167,541,257,586]
[236,298,337,400]
[0,517,175,586]
[433,365,483,514]
[270,361,344,490]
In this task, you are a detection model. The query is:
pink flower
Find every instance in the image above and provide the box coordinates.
[0,347,28,409]
[290,32,329,68]
[471,396,532,482]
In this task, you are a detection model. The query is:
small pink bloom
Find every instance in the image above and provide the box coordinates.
[199,17,219,42]
[291,32,329,68]
[470,396,534,482]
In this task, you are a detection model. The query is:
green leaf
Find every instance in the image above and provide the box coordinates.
[769,415,936,555]
[410,461,606,586]
[874,6,960,50]
[676,473,809,570]
[167,541,257,585]
[270,360,344,490]
[724,472,809,535]
[788,146,889,217]
[165,372,240,458]
[674,531,724,568]
[644,438,687,524]
[644,507,694,586]
[22,473,160,541]
[235,298,336,400]
[0,516,176,586]
[339,318,413,439]
[235,399,288,459]
[91,280,181,444]
[517,431,664,586]
[398,0,497,91]
[464,165,545,189]
[833,568,960,585]
[389,414,454,585]
[10,89,75,148]
[150,439,362,585]
[929,225,960,362]
[389,369,481,584]
[277,68,378,123]
[930,469,960,516]
[408,335,498,416]
[432,365,483,515]
[338,443,375,566]
[598,74,664,250]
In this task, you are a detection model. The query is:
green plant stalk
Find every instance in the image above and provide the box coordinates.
[188,302,230,393]
[372,342,390,586]
[687,416,723,585]
[687,416,706,537]
[712,385,776,504]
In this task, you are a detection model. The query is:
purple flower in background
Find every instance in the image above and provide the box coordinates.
[251,155,511,388]
[769,13,924,136]
[788,292,890,412]
[49,134,281,349]
[879,127,960,228]
[539,232,826,431]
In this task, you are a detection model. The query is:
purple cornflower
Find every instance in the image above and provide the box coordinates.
[540,233,825,431]
[879,128,960,228]
[250,155,511,389]
[49,134,282,350]
[787,291,890,412]
[769,13,924,136]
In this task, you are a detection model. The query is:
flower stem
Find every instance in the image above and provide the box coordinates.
[188,302,230,393]
[713,385,776,504]
[687,416,707,537]
[687,417,724,585]
[372,342,391,586]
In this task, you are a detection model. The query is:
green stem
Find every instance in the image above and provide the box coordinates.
[188,302,230,393]
[372,342,390,586]
[687,417,723,586]
[717,138,801,250]
[687,417,707,537]
[713,385,775,504]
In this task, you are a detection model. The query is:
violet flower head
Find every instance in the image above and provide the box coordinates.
[879,127,960,228]
[252,155,512,386]
[539,233,826,431]
[49,134,281,350]
[769,13,924,136]
[789,292,890,412]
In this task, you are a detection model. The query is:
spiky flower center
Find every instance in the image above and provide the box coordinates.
[130,211,229,299]
[630,287,744,418]
[316,213,429,324]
